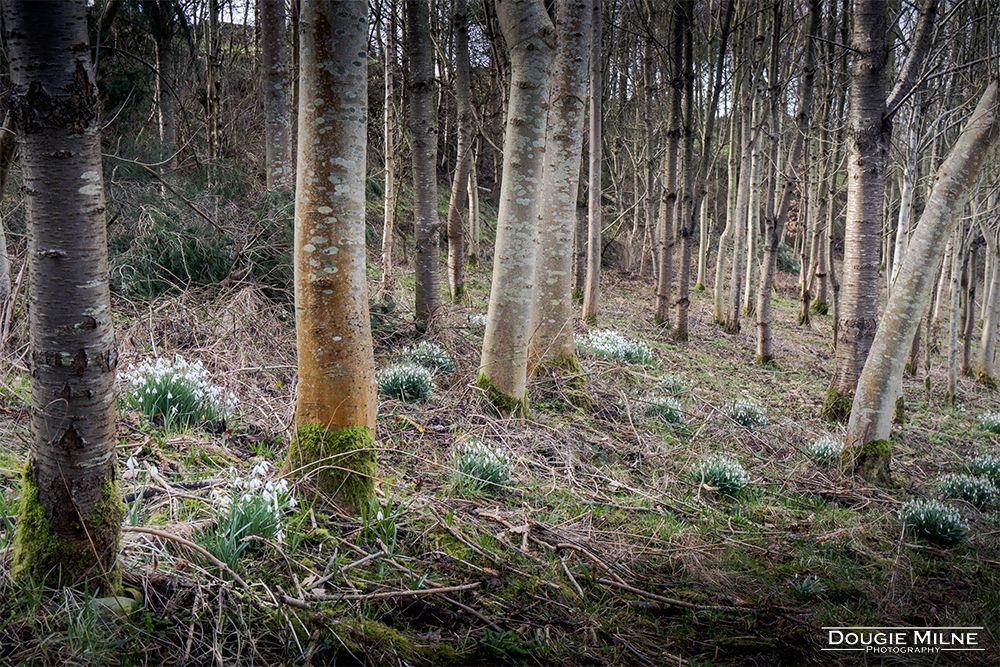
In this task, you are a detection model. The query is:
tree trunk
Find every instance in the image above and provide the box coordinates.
[380,4,397,293]
[207,0,221,168]
[5,0,123,588]
[286,0,377,515]
[478,0,555,416]
[468,144,481,264]
[261,0,291,190]
[530,0,591,372]
[961,243,977,376]
[0,112,14,317]
[946,224,968,405]
[408,0,441,329]
[655,1,683,327]
[976,212,1000,383]
[846,79,999,448]
[446,0,473,302]
[581,0,601,323]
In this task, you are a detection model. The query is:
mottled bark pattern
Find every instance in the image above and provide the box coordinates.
[480,0,555,408]
[262,0,291,189]
[847,80,999,446]
[827,0,886,408]
[408,0,440,327]
[530,0,591,365]
[293,0,376,431]
[5,0,121,581]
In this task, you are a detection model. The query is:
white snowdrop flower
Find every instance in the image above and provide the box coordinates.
[125,455,138,471]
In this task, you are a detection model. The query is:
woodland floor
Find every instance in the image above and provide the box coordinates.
[0,253,999,666]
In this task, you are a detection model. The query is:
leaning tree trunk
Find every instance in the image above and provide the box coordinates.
[445,0,473,302]
[5,0,124,588]
[408,0,440,329]
[530,0,591,374]
[846,78,999,456]
[285,0,377,515]
[261,0,291,190]
[478,0,555,416]
[581,0,601,323]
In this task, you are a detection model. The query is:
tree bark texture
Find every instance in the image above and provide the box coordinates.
[581,0,601,322]
[5,0,123,587]
[292,0,376,433]
[262,0,292,189]
[408,0,441,328]
[846,79,999,447]
[479,0,555,414]
[380,4,397,293]
[446,0,473,302]
[655,1,683,327]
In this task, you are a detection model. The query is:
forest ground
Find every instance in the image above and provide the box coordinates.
[0,227,999,666]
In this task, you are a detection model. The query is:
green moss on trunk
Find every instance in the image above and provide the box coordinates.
[849,438,893,486]
[810,300,828,315]
[12,462,124,591]
[976,373,998,390]
[893,396,906,424]
[820,385,851,423]
[571,287,583,303]
[286,423,376,514]
[694,282,705,291]
[476,373,527,418]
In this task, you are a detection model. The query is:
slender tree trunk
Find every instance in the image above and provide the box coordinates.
[673,0,695,340]
[445,0,472,301]
[286,0,377,515]
[530,0,591,373]
[846,79,999,448]
[961,243,977,376]
[380,4,397,293]
[468,143,481,264]
[655,1,683,327]
[946,224,968,405]
[408,0,441,329]
[714,106,739,325]
[725,109,753,334]
[5,0,123,588]
[207,0,221,167]
[743,88,762,317]
[695,196,709,290]
[0,112,14,316]
[479,0,555,415]
[262,0,291,189]
[581,0,602,323]
[976,212,1000,383]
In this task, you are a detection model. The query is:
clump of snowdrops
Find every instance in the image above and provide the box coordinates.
[452,438,511,494]
[402,340,454,372]
[577,330,651,364]
[120,354,236,430]
[898,498,968,547]
[377,362,435,401]
[725,398,768,429]
[693,454,750,496]
[806,435,844,467]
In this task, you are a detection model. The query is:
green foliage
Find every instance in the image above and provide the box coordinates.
[576,329,651,364]
[378,363,434,402]
[359,496,401,555]
[452,439,512,494]
[937,473,998,509]
[643,395,685,426]
[726,398,768,428]
[111,217,233,299]
[776,243,800,274]
[119,355,235,430]
[656,375,687,396]
[899,498,968,547]
[964,453,1000,486]
[693,455,749,496]
[200,461,297,575]
[806,435,844,467]
[788,574,827,602]
[979,411,1000,434]
[402,340,454,372]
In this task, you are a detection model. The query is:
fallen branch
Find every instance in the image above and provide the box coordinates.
[597,578,746,613]
[122,525,252,595]
[311,581,480,603]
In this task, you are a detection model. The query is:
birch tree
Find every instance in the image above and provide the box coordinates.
[846,79,999,476]
[479,0,555,415]
[284,0,377,514]
[5,0,124,588]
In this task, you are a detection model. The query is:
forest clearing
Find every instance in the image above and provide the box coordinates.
[1,0,999,664]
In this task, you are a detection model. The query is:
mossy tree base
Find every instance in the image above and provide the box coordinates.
[976,373,998,390]
[810,300,828,315]
[848,439,893,486]
[570,287,584,303]
[476,373,528,418]
[12,462,125,591]
[583,314,597,325]
[532,352,592,409]
[756,354,778,368]
[285,423,376,515]
[820,385,852,424]
[893,396,906,424]
[904,361,918,375]
[673,330,689,342]
[694,282,705,291]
